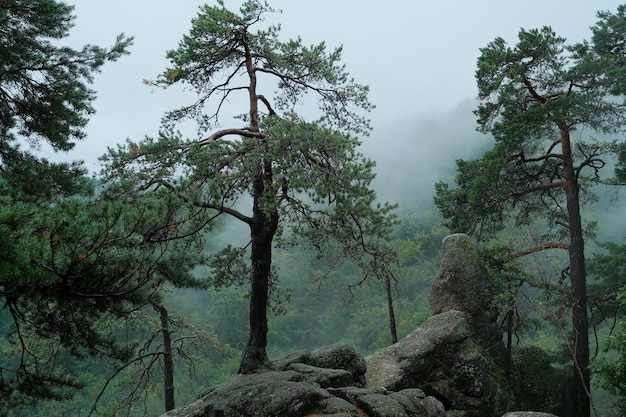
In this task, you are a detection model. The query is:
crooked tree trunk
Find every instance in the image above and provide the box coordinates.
[561,126,590,417]
[385,272,398,344]
[236,28,280,374]
[154,302,175,412]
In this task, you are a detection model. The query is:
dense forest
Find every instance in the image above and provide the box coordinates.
[2,1,626,417]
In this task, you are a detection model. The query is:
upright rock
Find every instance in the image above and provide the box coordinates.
[367,233,509,416]
[430,233,502,354]
[429,233,492,318]
[159,233,568,416]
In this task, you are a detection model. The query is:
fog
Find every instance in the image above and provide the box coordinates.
[54,0,622,174]
[46,0,626,241]
[363,99,493,209]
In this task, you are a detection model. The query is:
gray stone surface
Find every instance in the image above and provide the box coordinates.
[160,234,566,417]
[366,310,507,416]
[287,362,354,388]
[365,310,471,390]
[430,234,504,359]
[311,343,367,387]
[161,371,445,417]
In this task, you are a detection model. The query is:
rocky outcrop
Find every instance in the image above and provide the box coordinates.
[430,234,493,318]
[365,310,472,390]
[429,233,502,355]
[366,310,508,416]
[364,234,509,416]
[162,344,445,417]
[273,344,367,387]
[160,234,568,417]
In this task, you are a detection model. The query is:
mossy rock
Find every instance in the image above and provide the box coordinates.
[509,345,572,416]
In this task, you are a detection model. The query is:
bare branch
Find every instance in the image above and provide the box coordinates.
[257,94,277,116]
[507,150,563,164]
[195,128,267,147]
[158,180,253,224]
[507,242,570,260]
[511,180,566,198]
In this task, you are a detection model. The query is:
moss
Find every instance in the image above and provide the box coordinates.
[448,337,509,415]
[510,345,571,414]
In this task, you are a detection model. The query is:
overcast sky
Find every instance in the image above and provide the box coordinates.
[61,0,624,181]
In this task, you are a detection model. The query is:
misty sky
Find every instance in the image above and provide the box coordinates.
[42,2,625,362]
[58,0,624,197]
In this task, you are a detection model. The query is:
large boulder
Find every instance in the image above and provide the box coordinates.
[274,343,367,387]
[161,369,446,417]
[366,310,508,416]
[429,234,502,354]
[311,343,367,387]
[365,310,471,389]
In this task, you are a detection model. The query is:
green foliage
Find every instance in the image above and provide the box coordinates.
[263,214,441,356]
[3,203,444,416]
[588,4,626,96]
[588,241,626,326]
[102,0,398,373]
[7,300,236,417]
[438,15,626,240]
[159,0,372,135]
[0,0,131,194]
[0,0,132,148]
[592,286,626,415]
[89,306,233,417]
[434,8,626,415]
[0,0,216,410]
[0,186,211,408]
[588,241,626,413]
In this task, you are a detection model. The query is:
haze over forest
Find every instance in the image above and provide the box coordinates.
[48,0,626,240]
[36,0,626,357]
[7,1,626,415]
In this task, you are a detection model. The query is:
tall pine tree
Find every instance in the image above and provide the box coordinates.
[103,0,397,373]
[1,1,208,409]
[435,6,626,417]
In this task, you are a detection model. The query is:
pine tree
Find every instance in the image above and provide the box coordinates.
[103,0,397,373]
[1,1,208,409]
[434,7,626,416]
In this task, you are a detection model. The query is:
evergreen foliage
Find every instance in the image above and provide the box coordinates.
[0,1,209,410]
[102,0,397,374]
[434,6,626,417]
[589,242,626,414]
[0,0,131,198]
[4,1,625,416]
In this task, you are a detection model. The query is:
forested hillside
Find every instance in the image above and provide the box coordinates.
[2,1,626,417]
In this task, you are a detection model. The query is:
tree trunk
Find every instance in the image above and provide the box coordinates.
[154,302,175,412]
[385,271,398,344]
[238,169,278,374]
[504,306,513,382]
[561,126,590,417]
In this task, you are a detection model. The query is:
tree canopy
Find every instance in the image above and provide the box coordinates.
[0,1,209,409]
[0,0,132,199]
[434,6,626,417]
[103,0,397,373]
